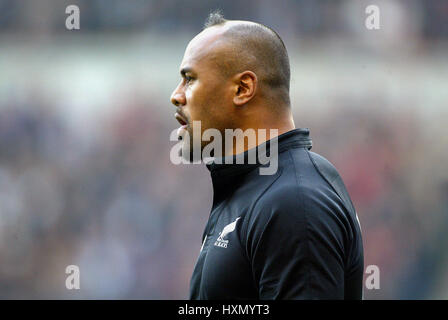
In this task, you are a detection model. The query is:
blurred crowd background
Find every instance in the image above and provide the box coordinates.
[0,0,447,299]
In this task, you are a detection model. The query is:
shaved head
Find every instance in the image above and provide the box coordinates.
[202,11,291,105]
[170,12,296,160]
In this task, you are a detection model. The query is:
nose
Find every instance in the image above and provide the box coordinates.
[170,83,186,107]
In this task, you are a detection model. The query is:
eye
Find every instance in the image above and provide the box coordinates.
[185,75,194,84]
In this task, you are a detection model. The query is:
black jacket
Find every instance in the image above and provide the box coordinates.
[189,128,364,299]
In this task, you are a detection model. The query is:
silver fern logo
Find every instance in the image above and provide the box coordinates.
[214,217,241,248]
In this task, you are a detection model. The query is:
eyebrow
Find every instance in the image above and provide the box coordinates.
[180,67,193,77]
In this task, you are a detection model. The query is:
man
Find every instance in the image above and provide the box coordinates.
[170,12,364,299]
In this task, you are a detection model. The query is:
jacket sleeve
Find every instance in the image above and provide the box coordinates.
[246,186,348,299]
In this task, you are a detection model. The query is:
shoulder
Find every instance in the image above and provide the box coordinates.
[242,168,348,261]
[305,150,343,185]
[244,164,331,236]
[286,147,342,188]
[252,148,339,219]
[243,148,352,241]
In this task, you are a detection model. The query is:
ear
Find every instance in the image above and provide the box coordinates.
[233,71,257,106]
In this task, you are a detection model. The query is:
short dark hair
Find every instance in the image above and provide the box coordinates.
[203,11,291,104]
[204,10,227,29]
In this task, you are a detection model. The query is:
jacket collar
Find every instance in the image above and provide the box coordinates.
[206,128,312,205]
[206,128,312,175]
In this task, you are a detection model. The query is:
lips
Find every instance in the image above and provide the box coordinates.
[175,112,188,126]
[175,111,189,140]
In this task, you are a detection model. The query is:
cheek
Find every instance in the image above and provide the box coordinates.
[186,81,231,129]
[186,83,212,117]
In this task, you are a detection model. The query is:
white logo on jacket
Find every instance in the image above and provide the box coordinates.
[214,217,241,248]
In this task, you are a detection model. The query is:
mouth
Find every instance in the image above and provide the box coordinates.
[175,112,189,140]
[175,112,188,126]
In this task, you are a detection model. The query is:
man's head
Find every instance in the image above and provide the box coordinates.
[170,11,292,160]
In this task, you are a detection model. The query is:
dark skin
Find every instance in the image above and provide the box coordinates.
[170,21,295,159]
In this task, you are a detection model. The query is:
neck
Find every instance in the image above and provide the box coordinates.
[224,113,296,157]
